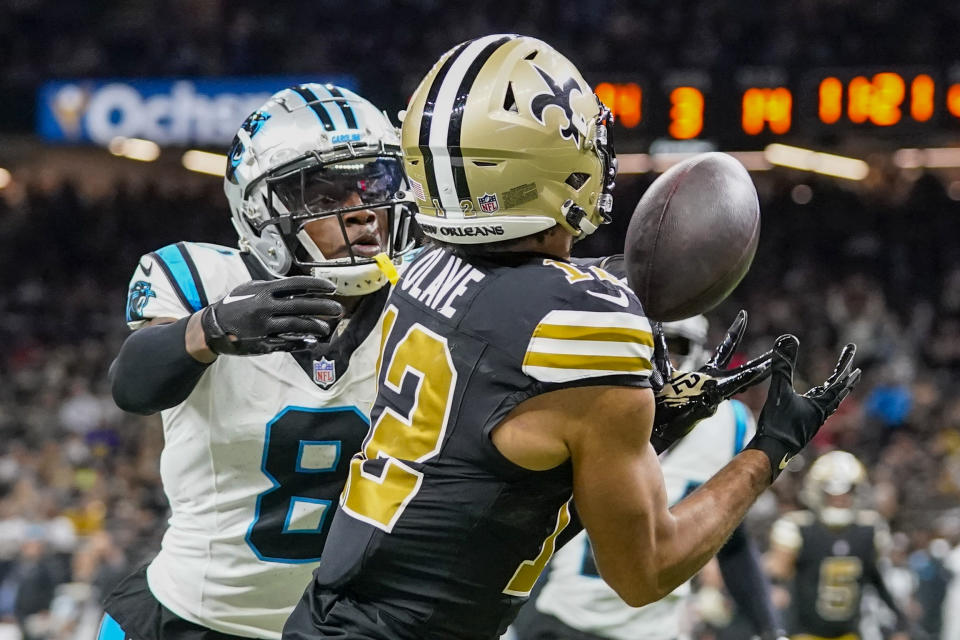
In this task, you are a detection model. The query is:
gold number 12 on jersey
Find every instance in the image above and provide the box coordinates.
[342,305,457,532]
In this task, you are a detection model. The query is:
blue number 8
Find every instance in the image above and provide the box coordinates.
[245,406,368,563]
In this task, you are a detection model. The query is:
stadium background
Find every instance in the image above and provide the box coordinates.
[0,1,959,638]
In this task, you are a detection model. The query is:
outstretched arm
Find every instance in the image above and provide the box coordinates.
[110,315,214,415]
[495,382,770,607]
[112,276,342,414]
[569,385,771,605]
[494,335,859,607]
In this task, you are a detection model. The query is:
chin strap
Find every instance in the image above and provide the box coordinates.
[561,200,594,235]
[373,252,400,285]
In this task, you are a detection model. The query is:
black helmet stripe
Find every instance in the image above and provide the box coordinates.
[447,36,514,208]
[419,40,472,212]
[325,85,359,129]
[291,85,335,132]
[420,34,516,217]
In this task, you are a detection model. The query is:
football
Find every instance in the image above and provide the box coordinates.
[623,152,760,321]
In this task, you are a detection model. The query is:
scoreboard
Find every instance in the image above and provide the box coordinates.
[590,67,960,150]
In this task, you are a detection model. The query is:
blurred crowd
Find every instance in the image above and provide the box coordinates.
[0,169,958,638]
[3,0,960,131]
[0,1,957,638]
[0,178,226,640]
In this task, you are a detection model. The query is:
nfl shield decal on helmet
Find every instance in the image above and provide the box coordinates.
[313,357,337,388]
[478,193,500,213]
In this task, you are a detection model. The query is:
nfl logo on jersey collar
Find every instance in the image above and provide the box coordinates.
[313,357,336,388]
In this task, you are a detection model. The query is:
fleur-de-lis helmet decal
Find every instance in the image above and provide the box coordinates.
[529,64,587,148]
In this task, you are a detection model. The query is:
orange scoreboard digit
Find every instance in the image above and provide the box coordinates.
[741,87,793,135]
[594,82,642,128]
[668,87,705,139]
[590,66,960,147]
[815,71,936,126]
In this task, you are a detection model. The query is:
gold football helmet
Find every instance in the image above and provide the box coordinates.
[400,34,616,244]
[801,450,869,526]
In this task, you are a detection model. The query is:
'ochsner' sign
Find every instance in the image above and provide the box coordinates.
[37,76,355,147]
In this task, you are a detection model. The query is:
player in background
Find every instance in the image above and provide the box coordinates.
[283,34,859,640]
[100,85,416,640]
[766,451,911,640]
[521,315,786,640]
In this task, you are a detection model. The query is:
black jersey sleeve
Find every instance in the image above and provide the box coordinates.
[516,258,652,390]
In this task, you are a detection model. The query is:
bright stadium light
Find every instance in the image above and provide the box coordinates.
[651,152,700,173]
[0,168,11,190]
[617,154,652,174]
[893,147,960,169]
[616,151,770,175]
[764,144,869,181]
[728,151,771,171]
[108,137,161,162]
[182,150,227,176]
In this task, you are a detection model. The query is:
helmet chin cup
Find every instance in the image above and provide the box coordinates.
[313,262,387,296]
[820,506,855,527]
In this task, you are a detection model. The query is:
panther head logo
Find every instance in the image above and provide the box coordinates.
[127,280,157,321]
[529,64,587,148]
[226,110,271,184]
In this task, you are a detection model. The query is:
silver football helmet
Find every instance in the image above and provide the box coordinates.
[661,314,710,371]
[801,450,870,527]
[224,84,416,295]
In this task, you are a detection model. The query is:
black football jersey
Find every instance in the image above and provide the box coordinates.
[771,510,889,637]
[310,246,654,640]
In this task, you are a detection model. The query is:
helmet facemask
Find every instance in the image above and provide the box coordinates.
[243,147,416,295]
[225,84,417,294]
[567,98,617,238]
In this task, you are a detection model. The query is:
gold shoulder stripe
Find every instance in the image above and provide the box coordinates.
[533,323,654,346]
[543,259,592,283]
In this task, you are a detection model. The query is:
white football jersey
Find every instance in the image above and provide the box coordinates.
[534,399,756,640]
[124,242,392,639]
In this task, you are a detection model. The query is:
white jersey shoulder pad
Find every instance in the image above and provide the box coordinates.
[125,242,248,329]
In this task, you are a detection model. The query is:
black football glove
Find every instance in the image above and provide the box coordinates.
[746,335,861,481]
[200,276,343,356]
[650,310,774,454]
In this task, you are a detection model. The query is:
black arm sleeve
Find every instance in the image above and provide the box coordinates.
[110,316,212,415]
[717,522,783,637]
[866,560,908,631]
